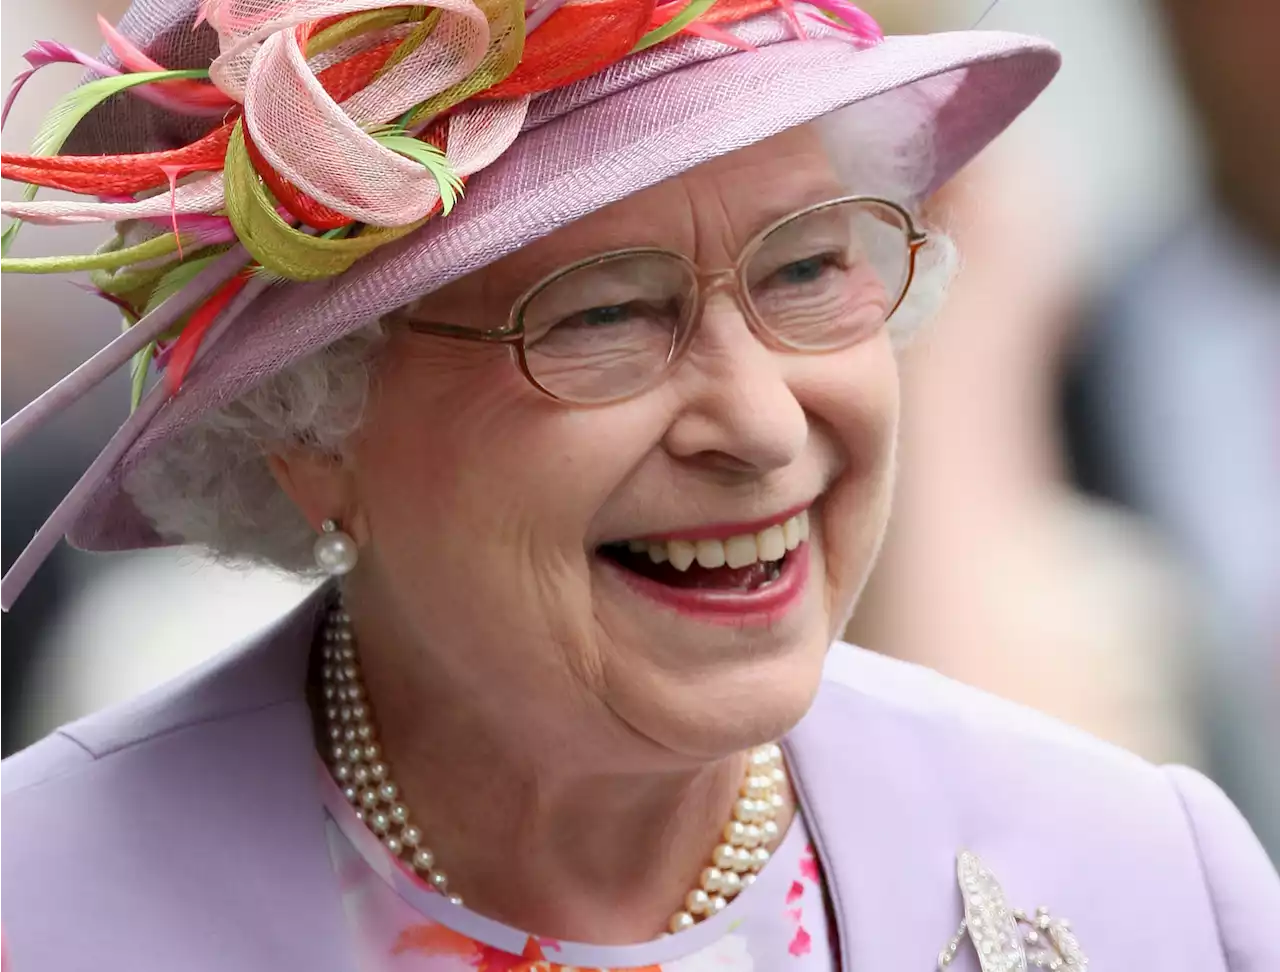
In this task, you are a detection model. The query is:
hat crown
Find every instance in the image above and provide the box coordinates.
[0,1,1058,609]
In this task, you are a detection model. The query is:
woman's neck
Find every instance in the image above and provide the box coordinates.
[340,604,793,943]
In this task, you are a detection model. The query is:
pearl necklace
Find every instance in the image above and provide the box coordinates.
[317,601,788,935]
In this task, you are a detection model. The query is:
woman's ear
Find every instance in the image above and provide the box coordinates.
[267,449,368,544]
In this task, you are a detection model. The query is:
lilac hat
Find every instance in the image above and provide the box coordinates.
[0,1,1059,608]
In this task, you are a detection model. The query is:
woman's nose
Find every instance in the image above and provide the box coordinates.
[661,289,808,476]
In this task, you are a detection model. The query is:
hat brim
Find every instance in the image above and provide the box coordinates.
[70,27,1058,552]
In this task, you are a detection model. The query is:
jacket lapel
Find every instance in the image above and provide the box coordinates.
[786,674,971,971]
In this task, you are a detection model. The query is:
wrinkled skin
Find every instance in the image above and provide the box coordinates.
[270,125,902,939]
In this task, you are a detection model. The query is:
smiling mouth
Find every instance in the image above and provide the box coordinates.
[598,510,810,593]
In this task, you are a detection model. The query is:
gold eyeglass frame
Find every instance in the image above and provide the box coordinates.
[393,195,929,406]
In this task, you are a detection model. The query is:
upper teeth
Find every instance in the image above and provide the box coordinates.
[625,510,809,572]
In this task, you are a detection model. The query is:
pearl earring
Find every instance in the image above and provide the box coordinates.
[314,519,359,576]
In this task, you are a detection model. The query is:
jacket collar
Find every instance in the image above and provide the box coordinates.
[8,589,356,972]
[39,588,964,970]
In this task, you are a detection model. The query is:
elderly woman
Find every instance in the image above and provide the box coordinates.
[1,2,1277,970]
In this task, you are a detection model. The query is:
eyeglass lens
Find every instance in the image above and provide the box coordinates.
[516,199,912,404]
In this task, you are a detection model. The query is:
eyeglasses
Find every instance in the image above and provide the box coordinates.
[392,195,928,406]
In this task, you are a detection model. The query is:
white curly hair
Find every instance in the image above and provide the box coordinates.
[125,91,959,572]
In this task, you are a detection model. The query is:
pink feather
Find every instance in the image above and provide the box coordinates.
[193,0,211,29]
[134,213,237,246]
[802,0,884,43]
[153,341,174,368]
[161,164,190,258]
[97,14,235,109]
[524,0,571,33]
[681,22,758,51]
[1,36,231,130]
[69,281,140,322]
[134,85,234,115]
[776,0,808,40]
[96,14,166,72]
[2,41,115,129]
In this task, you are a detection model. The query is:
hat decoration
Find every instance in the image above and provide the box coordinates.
[0,0,902,613]
[1,0,883,409]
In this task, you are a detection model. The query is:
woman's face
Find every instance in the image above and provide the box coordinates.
[322,125,900,763]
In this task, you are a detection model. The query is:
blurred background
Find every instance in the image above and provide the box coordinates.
[2,0,1276,862]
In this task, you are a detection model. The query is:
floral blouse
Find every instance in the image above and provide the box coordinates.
[320,767,838,971]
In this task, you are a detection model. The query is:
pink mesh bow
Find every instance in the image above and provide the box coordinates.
[206,0,521,226]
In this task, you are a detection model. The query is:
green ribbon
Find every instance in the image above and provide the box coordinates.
[632,0,719,52]
[224,120,426,281]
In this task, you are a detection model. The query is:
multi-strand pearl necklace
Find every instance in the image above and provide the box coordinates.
[317,600,789,934]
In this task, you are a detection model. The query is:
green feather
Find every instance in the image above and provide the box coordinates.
[29,68,209,158]
[1,68,209,257]
[631,0,719,52]
[143,252,226,316]
[373,133,465,215]
[124,253,228,412]
[247,263,287,283]
[0,219,24,258]
[1,231,183,274]
[129,341,156,413]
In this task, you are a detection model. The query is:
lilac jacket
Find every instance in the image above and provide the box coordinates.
[4,592,1278,970]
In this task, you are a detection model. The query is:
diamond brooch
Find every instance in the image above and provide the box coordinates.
[937,851,1088,972]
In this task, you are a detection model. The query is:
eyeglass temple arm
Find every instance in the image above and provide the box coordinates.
[882,227,931,320]
[402,319,524,345]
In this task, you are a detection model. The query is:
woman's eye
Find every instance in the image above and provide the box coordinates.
[778,257,826,283]
[526,303,636,345]
[576,304,631,327]
[550,300,667,334]
[769,254,840,286]
[526,299,676,350]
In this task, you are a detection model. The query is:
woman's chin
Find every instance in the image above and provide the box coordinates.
[591,550,835,758]
[605,646,831,761]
